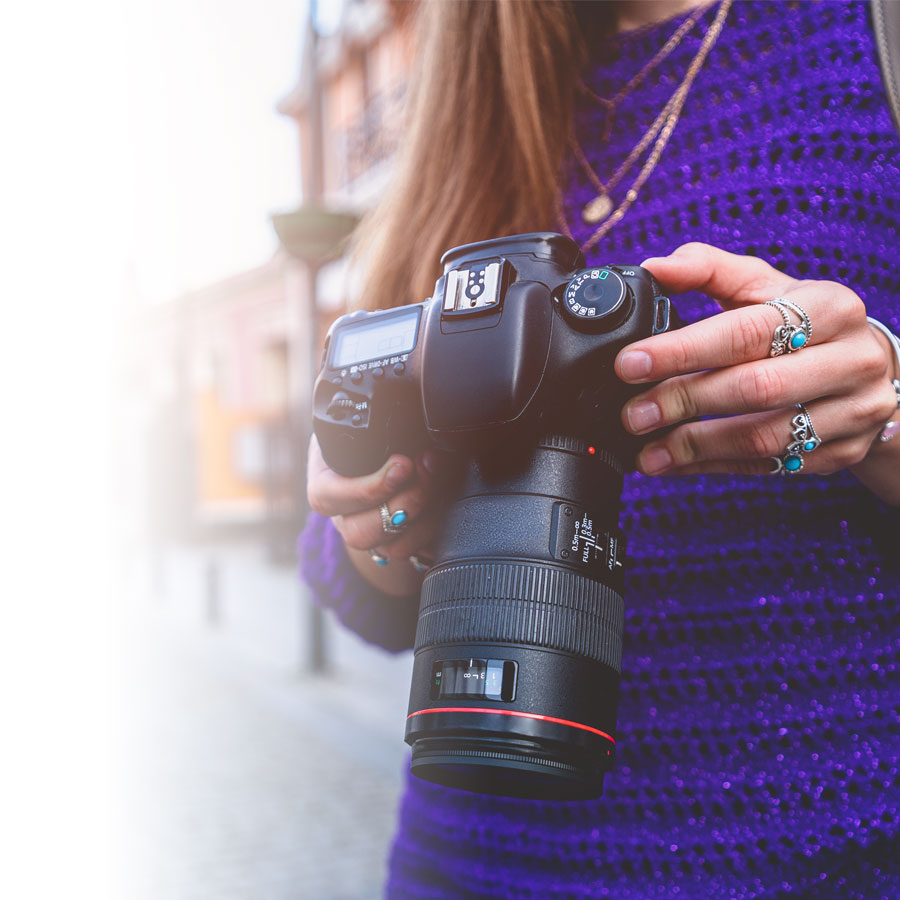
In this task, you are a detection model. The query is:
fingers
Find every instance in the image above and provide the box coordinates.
[639,242,797,307]
[622,338,885,433]
[358,513,444,561]
[634,385,897,476]
[616,278,867,385]
[659,434,878,478]
[307,435,452,562]
[307,435,418,518]
[334,480,435,552]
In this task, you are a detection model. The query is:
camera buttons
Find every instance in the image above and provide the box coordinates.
[561,267,632,330]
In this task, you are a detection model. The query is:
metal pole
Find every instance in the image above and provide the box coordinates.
[303,0,327,674]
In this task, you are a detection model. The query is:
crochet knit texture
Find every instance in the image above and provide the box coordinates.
[299,2,900,897]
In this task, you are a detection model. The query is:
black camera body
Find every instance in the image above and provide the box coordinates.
[314,233,677,800]
[315,232,672,476]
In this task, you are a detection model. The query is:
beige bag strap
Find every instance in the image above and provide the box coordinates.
[872,0,900,134]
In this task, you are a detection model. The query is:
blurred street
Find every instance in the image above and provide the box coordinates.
[117,541,413,900]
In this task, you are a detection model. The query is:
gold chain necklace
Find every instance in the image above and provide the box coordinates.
[560,0,732,252]
[579,1,711,144]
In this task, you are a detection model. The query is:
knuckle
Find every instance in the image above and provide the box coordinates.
[730,312,770,361]
[845,390,885,428]
[362,478,390,507]
[669,339,694,374]
[859,341,890,381]
[831,443,864,471]
[336,515,370,550]
[744,421,781,459]
[665,379,697,421]
[361,477,382,503]
[306,482,328,516]
[334,516,365,550]
[673,241,709,259]
[669,426,700,464]
[827,282,865,322]
[736,364,785,409]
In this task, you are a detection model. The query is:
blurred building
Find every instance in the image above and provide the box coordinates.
[130,0,415,561]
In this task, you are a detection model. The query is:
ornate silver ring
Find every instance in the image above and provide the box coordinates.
[770,402,821,475]
[368,549,389,566]
[380,502,409,535]
[409,553,434,572]
[766,298,811,357]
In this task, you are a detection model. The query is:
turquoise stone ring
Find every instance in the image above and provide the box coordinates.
[766,299,812,357]
[380,501,410,535]
[772,402,821,475]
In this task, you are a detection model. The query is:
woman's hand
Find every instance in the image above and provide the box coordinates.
[307,436,448,593]
[613,243,900,496]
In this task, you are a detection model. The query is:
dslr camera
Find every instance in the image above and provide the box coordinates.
[313,232,676,800]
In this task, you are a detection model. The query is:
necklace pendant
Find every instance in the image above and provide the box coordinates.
[582,193,614,225]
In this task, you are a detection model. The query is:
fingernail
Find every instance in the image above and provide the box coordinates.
[626,401,661,433]
[640,256,665,267]
[619,350,653,381]
[386,462,412,490]
[640,446,672,474]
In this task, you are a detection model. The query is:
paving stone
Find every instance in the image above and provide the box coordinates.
[118,542,413,900]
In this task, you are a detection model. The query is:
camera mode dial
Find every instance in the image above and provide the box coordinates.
[561,267,632,330]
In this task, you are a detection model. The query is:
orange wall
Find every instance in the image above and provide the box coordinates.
[195,388,267,507]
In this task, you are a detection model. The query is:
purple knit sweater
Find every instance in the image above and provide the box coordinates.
[299,2,900,897]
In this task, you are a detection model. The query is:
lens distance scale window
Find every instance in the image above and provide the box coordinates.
[431,658,518,702]
[550,502,624,577]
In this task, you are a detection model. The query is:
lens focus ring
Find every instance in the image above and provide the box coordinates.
[415,561,624,672]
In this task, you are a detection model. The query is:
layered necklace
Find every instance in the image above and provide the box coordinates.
[559,0,732,253]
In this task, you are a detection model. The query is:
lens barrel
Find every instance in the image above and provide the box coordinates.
[404,436,626,800]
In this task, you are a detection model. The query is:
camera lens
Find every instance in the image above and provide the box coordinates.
[404,435,625,800]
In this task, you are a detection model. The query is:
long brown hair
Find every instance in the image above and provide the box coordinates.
[354,1,608,310]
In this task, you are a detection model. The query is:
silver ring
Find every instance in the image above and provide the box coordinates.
[788,402,821,453]
[368,549,389,566]
[766,298,811,357]
[770,402,820,475]
[409,553,434,572]
[379,502,408,535]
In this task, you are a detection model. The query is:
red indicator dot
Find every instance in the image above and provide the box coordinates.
[588,446,596,455]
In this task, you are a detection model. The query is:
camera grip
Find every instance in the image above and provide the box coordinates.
[314,374,426,477]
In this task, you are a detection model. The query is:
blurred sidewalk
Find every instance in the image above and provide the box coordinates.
[117,540,414,900]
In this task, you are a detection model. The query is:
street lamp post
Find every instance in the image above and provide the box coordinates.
[272,7,359,675]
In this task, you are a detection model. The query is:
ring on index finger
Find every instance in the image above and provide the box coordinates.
[766,298,811,357]
[380,501,409,535]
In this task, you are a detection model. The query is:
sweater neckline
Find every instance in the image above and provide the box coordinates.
[608,0,718,44]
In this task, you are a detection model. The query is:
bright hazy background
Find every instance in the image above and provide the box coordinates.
[1,1,328,895]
